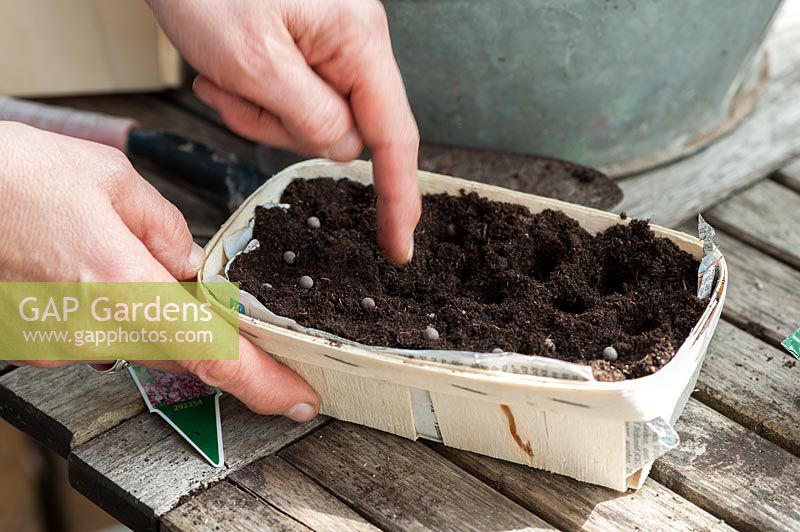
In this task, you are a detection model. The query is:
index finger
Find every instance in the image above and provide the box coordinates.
[348,39,421,264]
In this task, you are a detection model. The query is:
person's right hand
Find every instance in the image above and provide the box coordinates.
[0,122,319,422]
[147,0,421,264]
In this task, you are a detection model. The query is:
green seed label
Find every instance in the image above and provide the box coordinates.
[781,328,800,360]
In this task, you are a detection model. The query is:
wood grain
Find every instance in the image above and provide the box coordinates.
[680,222,800,347]
[280,422,555,531]
[774,157,800,193]
[230,455,379,532]
[651,399,800,531]
[767,0,800,80]
[69,395,328,531]
[696,320,800,456]
[162,481,309,532]
[617,68,800,227]
[0,364,143,457]
[433,444,732,532]
[704,180,800,269]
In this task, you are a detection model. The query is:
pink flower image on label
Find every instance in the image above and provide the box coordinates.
[136,368,214,406]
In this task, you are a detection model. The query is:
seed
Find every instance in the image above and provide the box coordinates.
[492,347,504,353]
[544,338,556,352]
[446,223,456,237]
[422,326,439,341]
[261,282,273,289]
[361,297,376,310]
[602,346,618,362]
[306,216,321,229]
[282,251,296,265]
[299,275,314,289]
[427,313,436,319]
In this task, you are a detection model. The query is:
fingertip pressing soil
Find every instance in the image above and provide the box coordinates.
[228,178,706,381]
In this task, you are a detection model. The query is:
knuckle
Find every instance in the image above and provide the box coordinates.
[160,201,190,241]
[187,359,244,390]
[296,99,350,151]
[96,146,135,189]
[229,35,279,89]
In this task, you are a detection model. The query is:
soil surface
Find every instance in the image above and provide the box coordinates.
[417,144,623,210]
[228,178,706,381]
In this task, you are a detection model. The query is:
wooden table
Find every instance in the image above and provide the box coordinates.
[3,5,800,530]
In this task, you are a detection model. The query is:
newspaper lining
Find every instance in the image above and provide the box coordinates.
[625,417,679,476]
[697,215,719,299]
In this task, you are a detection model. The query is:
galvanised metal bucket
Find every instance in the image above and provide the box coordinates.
[383,0,782,175]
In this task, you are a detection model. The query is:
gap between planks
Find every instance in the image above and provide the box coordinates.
[67,395,330,532]
[704,178,800,271]
[773,157,800,192]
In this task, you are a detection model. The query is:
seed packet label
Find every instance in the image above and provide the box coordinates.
[128,366,224,467]
[625,417,680,476]
[781,328,800,360]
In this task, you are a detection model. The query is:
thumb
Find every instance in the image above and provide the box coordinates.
[182,335,320,420]
[110,171,205,280]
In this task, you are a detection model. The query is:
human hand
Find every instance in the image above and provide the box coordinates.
[147,0,421,264]
[0,122,319,421]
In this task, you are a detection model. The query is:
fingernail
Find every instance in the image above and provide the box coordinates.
[286,402,317,422]
[327,129,363,161]
[192,78,211,104]
[404,238,415,263]
[188,243,206,273]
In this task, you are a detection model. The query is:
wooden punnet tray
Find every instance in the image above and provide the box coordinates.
[200,160,728,491]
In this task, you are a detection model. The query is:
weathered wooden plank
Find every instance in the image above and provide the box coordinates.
[230,455,379,532]
[280,422,555,531]
[433,444,731,532]
[767,0,800,80]
[704,180,800,270]
[774,157,800,193]
[680,221,800,347]
[69,395,328,531]
[0,364,143,457]
[162,481,309,532]
[617,67,800,227]
[651,399,800,531]
[696,320,800,456]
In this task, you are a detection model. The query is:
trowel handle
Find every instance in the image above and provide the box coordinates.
[0,96,137,152]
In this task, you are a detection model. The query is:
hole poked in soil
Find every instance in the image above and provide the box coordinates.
[227,178,706,381]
